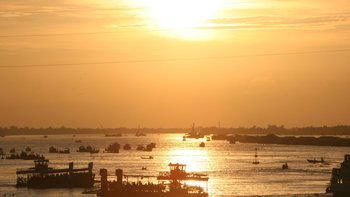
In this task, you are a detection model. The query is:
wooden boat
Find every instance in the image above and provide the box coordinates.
[141,156,153,159]
[307,157,325,163]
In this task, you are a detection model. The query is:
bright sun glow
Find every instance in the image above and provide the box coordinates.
[137,0,224,40]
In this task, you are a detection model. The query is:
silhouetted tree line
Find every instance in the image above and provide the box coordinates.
[1,125,350,136]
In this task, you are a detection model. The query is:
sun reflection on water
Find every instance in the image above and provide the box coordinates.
[167,148,209,172]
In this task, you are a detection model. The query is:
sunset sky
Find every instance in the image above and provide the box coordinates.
[1,0,350,128]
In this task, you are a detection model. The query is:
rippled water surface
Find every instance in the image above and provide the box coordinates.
[0,133,346,196]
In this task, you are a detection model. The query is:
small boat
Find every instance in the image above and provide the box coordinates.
[136,145,145,151]
[75,140,82,143]
[105,143,120,153]
[307,157,325,163]
[199,142,205,147]
[253,148,260,164]
[123,144,131,150]
[43,135,48,138]
[77,145,99,154]
[282,162,289,170]
[59,148,70,154]
[141,166,147,170]
[183,136,186,141]
[105,134,122,137]
[141,156,153,159]
[49,146,58,153]
[206,136,211,141]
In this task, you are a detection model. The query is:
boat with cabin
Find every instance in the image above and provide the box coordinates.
[87,163,209,197]
[16,159,94,188]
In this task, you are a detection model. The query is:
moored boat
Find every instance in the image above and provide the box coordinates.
[87,163,209,197]
[16,159,94,188]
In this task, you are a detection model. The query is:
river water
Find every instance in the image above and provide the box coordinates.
[0,133,345,197]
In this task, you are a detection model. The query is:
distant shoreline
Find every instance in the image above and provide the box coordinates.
[1,125,350,136]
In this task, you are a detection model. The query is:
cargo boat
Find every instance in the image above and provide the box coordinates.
[16,159,94,188]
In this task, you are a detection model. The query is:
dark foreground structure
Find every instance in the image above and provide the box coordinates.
[88,163,209,197]
[16,159,94,188]
[326,154,350,197]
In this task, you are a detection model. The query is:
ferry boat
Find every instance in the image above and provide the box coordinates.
[87,163,209,197]
[326,154,350,197]
[16,159,94,188]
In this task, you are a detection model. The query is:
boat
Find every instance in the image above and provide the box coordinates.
[75,140,82,143]
[59,148,70,154]
[0,148,3,155]
[105,143,120,153]
[307,157,325,163]
[183,123,204,139]
[49,146,70,154]
[49,146,58,153]
[123,144,131,150]
[16,159,94,188]
[326,154,350,197]
[282,162,288,170]
[253,148,260,164]
[88,163,209,197]
[141,156,153,159]
[6,151,45,160]
[141,166,147,170]
[77,145,99,154]
[199,142,205,147]
[206,136,211,141]
[43,135,48,138]
[137,145,145,151]
[105,134,122,137]
[144,143,155,152]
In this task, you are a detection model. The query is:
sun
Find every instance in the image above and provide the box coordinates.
[136,0,224,40]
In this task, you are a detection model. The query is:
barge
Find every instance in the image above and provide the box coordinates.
[16,159,94,188]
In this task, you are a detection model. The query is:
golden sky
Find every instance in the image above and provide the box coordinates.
[0,0,350,128]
